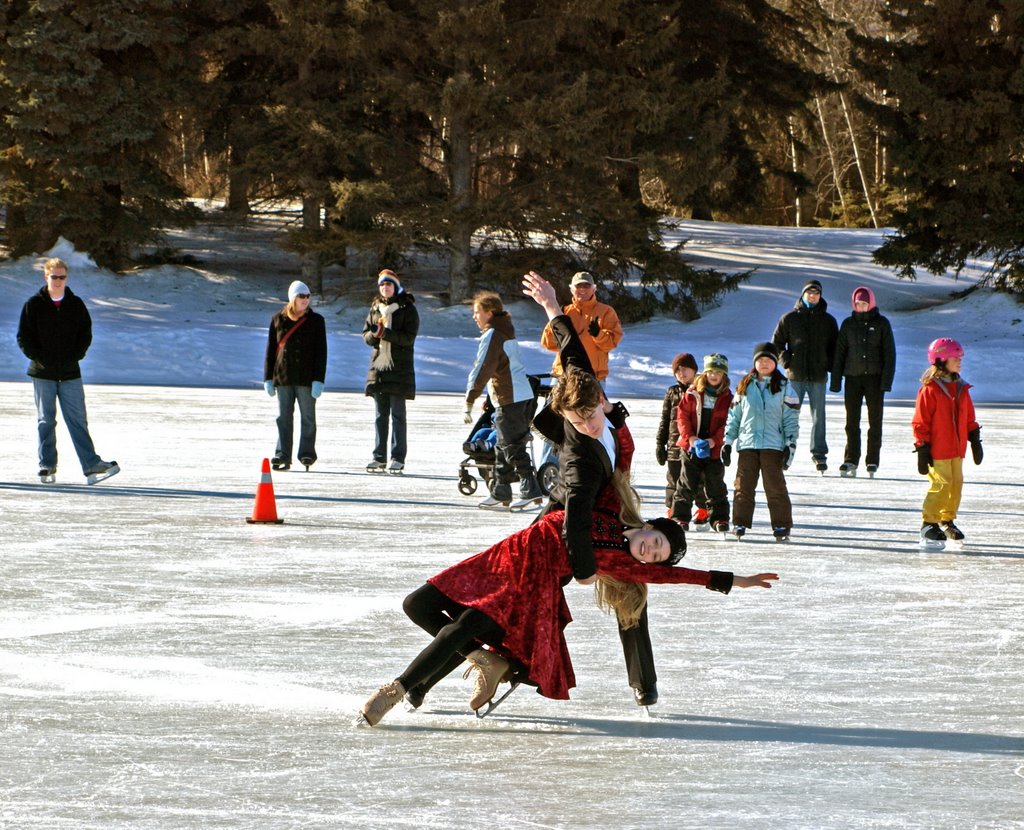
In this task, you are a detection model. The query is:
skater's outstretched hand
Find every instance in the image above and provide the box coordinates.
[734,573,779,589]
[522,271,562,320]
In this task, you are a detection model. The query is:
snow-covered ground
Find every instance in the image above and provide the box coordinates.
[1,218,1022,400]
[1,384,1021,829]
[2,218,1022,828]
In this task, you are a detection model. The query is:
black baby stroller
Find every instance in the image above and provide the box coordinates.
[457,374,559,498]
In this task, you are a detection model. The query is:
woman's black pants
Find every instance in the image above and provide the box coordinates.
[398,583,506,700]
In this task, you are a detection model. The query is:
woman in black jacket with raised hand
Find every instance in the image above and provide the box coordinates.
[830,286,896,478]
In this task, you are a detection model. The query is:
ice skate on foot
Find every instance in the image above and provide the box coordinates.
[474,680,522,719]
[712,520,730,535]
[404,685,426,711]
[732,525,747,540]
[633,684,658,708]
[387,460,405,475]
[299,456,314,471]
[814,459,828,474]
[365,459,386,474]
[271,456,290,471]
[839,463,857,478]
[358,679,406,727]
[85,461,120,485]
[509,474,543,511]
[480,482,512,510]
[865,464,878,478]
[464,648,512,713]
[772,527,791,543]
[38,467,56,484]
[919,523,946,551]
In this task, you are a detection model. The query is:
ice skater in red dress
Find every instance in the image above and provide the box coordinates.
[359,474,777,726]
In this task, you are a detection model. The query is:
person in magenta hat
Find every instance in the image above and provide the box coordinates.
[830,286,896,477]
[363,269,419,474]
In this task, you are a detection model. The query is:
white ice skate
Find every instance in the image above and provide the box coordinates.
[85,461,120,485]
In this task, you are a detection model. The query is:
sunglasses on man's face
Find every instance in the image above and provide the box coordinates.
[47,273,68,280]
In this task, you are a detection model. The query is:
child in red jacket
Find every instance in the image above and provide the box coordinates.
[912,338,983,550]
[672,354,734,533]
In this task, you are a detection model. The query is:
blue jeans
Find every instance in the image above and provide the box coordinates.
[32,377,102,473]
[373,393,407,463]
[276,385,317,462]
[788,380,828,461]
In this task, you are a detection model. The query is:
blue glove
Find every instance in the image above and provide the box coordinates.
[311,381,324,399]
[693,438,711,459]
[264,380,276,397]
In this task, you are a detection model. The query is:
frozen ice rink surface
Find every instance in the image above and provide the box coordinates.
[1,382,1021,830]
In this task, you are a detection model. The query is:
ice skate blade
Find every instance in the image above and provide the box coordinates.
[509,497,543,513]
[474,681,521,719]
[840,470,857,478]
[39,474,56,484]
[918,540,946,552]
[353,712,373,727]
[86,465,120,485]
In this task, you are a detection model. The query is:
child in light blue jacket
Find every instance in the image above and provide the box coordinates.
[723,342,800,540]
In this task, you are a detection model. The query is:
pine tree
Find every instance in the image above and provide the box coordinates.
[0,0,200,269]
[855,1,1024,289]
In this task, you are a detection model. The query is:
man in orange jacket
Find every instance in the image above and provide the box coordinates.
[540,272,623,383]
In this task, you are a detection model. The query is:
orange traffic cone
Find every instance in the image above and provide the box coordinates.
[246,458,284,524]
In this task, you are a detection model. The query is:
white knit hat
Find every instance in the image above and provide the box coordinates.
[288,280,311,301]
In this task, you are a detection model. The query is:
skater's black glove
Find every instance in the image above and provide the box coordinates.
[782,444,795,470]
[968,428,983,465]
[656,446,667,466]
[721,445,732,467]
[587,317,600,337]
[915,443,932,475]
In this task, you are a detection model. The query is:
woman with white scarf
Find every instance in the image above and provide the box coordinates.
[363,269,419,474]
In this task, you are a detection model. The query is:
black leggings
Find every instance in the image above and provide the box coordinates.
[398,583,506,699]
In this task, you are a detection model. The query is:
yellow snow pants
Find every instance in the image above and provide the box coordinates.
[922,457,964,524]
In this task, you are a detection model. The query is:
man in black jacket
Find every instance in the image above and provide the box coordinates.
[523,271,659,709]
[16,258,118,484]
[772,279,838,473]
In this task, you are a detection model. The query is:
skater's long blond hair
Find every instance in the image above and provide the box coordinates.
[593,470,649,630]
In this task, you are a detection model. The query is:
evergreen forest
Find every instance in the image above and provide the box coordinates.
[2,0,1022,310]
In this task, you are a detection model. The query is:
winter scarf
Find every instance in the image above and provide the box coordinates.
[372,301,401,371]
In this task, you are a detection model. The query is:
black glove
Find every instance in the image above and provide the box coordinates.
[656,446,667,466]
[587,317,600,337]
[915,443,932,476]
[968,428,983,465]
[782,444,795,470]
[721,445,732,467]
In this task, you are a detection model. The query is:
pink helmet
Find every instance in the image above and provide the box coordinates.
[927,337,964,364]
